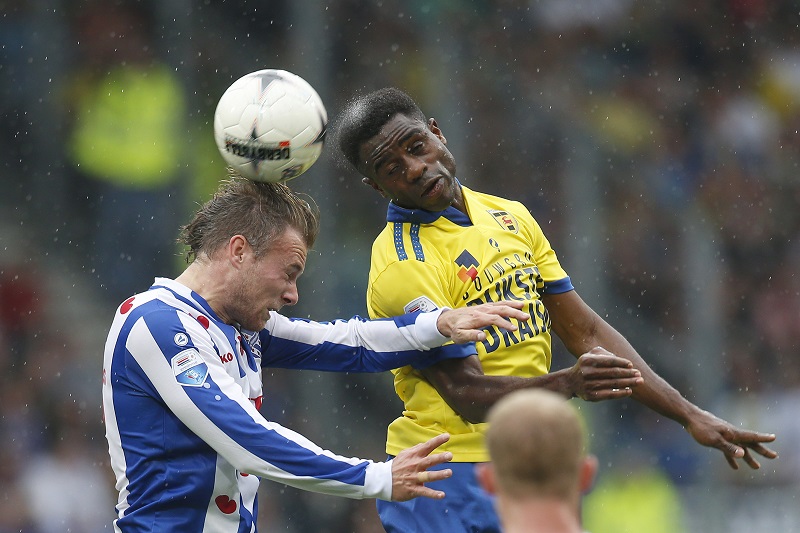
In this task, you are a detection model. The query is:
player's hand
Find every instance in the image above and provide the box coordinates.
[437,301,529,344]
[566,347,644,401]
[390,433,453,501]
[684,410,777,469]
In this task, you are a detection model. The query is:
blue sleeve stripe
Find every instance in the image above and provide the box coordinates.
[543,276,574,294]
[262,336,449,372]
[410,343,474,370]
[392,312,417,328]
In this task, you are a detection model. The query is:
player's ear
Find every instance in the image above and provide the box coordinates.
[228,235,249,268]
[428,118,447,144]
[362,177,389,199]
[475,463,496,495]
[579,454,599,494]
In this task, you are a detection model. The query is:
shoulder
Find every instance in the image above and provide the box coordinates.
[468,187,530,215]
[112,290,205,342]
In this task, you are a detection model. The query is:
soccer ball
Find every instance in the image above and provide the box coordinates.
[213,69,327,183]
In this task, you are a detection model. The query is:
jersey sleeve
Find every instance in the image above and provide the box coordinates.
[259,309,472,371]
[368,259,475,369]
[124,308,394,501]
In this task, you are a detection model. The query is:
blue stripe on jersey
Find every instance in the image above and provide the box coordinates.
[393,222,408,261]
[542,276,574,295]
[409,224,424,261]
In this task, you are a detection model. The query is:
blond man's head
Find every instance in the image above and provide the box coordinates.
[480,389,594,503]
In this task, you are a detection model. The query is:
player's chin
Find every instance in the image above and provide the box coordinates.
[241,312,271,331]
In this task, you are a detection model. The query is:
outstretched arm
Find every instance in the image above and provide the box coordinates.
[543,289,778,470]
[262,301,530,372]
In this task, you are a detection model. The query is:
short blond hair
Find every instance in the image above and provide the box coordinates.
[180,172,319,262]
[484,389,586,500]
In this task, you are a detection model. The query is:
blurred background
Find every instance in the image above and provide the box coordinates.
[1,0,798,531]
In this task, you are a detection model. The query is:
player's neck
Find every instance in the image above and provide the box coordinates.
[175,261,233,323]
[497,497,583,533]
[451,181,467,215]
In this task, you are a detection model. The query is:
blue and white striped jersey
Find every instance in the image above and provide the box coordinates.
[102,278,472,532]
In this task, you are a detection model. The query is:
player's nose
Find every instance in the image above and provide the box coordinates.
[404,156,426,183]
[282,284,299,306]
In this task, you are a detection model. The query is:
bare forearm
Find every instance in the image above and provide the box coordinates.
[447,371,576,423]
[544,290,777,469]
[569,321,702,426]
[422,348,642,423]
[421,360,575,424]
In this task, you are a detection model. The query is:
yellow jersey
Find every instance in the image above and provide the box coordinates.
[367,185,573,461]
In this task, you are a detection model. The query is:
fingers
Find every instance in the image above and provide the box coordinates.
[442,302,531,343]
[724,431,778,469]
[417,467,452,484]
[570,349,644,401]
[725,453,740,470]
[696,422,778,470]
[414,432,451,455]
[391,433,453,501]
[730,430,777,445]
[583,385,636,401]
[580,349,635,368]
[748,442,779,459]
[413,472,451,500]
[742,448,761,470]
[468,302,531,329]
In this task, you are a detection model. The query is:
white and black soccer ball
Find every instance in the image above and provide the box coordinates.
[213,69,327,183]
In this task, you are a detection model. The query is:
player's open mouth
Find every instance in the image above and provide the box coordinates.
[421,177,443,198]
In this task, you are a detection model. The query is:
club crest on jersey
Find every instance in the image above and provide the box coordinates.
[455,249,480,283]
[172,349,209,387]
[488,210,518,233]
[404,296,438,314]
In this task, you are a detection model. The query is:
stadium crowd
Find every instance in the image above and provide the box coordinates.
[0,1,797,531]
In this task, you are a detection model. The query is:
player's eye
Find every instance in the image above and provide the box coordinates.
[408,141,424,154]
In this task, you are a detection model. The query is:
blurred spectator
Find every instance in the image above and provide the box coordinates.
[63,1,186,305]
[0,261,42,372]
[19,428,115,533]
[582,447,687,533]
[0,448,38,533]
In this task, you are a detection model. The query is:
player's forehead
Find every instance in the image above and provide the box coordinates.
[358,114,427,170]
[263,227,307,266]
